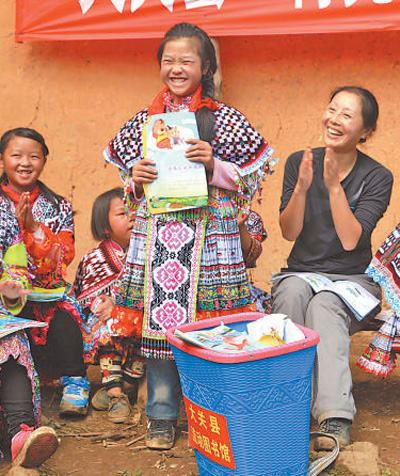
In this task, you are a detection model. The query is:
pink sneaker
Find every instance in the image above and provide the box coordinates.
[12,424,59,467]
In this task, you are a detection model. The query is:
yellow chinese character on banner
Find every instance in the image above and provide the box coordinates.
[211,440,220,457]
[209,415,221,435]
[197,410,208,429]
[219,443,231,462]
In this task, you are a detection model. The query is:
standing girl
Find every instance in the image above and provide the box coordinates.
[0,128,89,417]
[74,188,144,423]
[0,203,59,467]
[104,22,274,449]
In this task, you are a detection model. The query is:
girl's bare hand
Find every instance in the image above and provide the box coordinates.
[93,295,114,322]
[185,139,214,173]
[15,193,39,233]
[0,280,31,300]
[130,158,158,197]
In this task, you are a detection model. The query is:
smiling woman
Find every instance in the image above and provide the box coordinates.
[271,86,393,452]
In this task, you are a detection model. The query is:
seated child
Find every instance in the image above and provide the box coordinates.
[0,203,58,467]
[0,127,89,417]
[357,222,400,377]
[74,188,144,423]
[239,210,272,313]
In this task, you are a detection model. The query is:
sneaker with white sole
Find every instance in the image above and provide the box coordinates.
[314,418,351,451]
[145,419,176,450]
[59,376,90,416]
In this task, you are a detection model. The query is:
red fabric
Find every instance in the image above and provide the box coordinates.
[148,86,219,115]
[15,0,400,42]
[2,183,75,276]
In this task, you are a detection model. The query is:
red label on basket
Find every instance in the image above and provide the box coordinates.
[184,397,235,470]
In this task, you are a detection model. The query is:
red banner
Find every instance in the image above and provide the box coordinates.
[184,397,236,469]
[16,0,400,42]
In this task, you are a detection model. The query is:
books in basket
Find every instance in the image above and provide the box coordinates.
[0,314,48,339]
[271,272,380,321]
[143,112,208,214]
[174,324,266,353]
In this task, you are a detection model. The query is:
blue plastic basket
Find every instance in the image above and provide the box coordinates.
[166,312,319,476]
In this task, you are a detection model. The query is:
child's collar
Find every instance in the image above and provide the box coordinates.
[1,182,40,206]
[148,85,219,115]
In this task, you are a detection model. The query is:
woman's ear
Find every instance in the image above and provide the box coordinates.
[359,128,372,144]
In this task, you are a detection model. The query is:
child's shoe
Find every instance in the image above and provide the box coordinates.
[108,394,132,424]
[59,376,90,416]
[12,424,59,467]
[91,386,110,411]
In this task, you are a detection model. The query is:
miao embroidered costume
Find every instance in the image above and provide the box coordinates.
[0,184,82,345]
[104,87,274,359]
[0,205,38,453]
[357,222,400,376]
[74,239,143,377]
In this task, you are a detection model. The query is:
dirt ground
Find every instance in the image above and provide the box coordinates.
[0,330,399,476]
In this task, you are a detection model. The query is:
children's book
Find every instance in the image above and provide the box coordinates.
[0,314,48,339]
[271,272,380,321]
[143,112,208,214]
[174,324,267,353]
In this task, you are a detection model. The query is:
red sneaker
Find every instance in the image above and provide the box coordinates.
[12,424,59,467]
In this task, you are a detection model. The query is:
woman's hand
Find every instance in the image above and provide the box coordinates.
[185,139,214,173]
[15,193,39,233]
[323,147,341,192]
[0,280,31,301]
[296,145,314,193]
[92,295,114,322]
[131,158,158,196]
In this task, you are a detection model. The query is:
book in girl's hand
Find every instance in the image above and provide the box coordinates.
[0,314,47,339]
[143,112,208,214]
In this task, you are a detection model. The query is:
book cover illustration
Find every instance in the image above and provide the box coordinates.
[143,112,208,214]
[174,324,267,353]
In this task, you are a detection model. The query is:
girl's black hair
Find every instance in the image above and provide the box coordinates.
[330,86,379,143]
[0,127,64,212]
[91,188,124,242]
[157,22,217,143]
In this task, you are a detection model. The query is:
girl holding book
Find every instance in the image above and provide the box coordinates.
[104,22,275,449]
[0,204,58,467]
[271,86,393,451]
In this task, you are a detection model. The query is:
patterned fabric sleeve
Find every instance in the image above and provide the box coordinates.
[243,211,267,269]
[22,198,75,277]
[103,110,149,174]
[0,206,31,314]
[212,104,274,210]
[73,254,86,299]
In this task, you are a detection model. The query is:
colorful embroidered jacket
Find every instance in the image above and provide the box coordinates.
[104,87,275,358]
[0,184,75,299]
[0,203,31,315]
[74,239,126,309]
[0,205,39,444]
